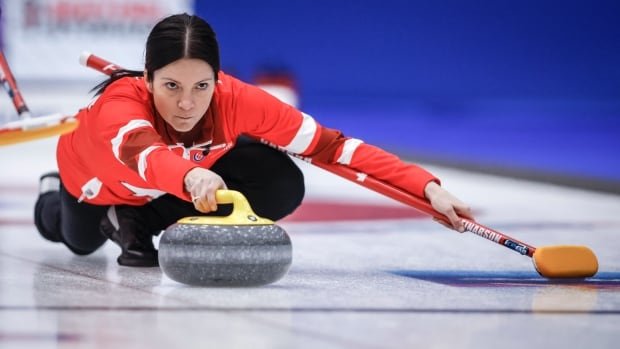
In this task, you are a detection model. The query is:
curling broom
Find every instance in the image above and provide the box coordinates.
[314,161,598,278]
[0,52,77,146]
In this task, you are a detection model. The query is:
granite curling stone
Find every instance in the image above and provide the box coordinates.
[158,190,292,287]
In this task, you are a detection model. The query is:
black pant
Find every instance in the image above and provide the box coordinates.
[34,141,305,255]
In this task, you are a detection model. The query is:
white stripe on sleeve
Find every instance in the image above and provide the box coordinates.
[336,138,364,165]
[137,145,160,181]
[283,112,318,154]
[111,119,154,163]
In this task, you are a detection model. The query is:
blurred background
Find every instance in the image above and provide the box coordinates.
[1,0,619,192]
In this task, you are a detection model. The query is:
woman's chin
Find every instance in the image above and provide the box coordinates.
[171,122,196,132]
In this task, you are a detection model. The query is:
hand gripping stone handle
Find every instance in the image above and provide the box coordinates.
[178,190,274,226]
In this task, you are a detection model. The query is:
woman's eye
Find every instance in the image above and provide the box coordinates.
[196,82,209,90]
[165,82,178,89]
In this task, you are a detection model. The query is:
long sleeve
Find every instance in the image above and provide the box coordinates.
[226,78,439,199]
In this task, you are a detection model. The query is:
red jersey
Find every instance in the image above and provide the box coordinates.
[57,72,438,206]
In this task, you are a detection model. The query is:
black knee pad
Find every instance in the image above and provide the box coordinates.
[33,191,62,243]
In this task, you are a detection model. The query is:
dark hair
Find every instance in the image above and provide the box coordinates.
[92,13,220,95]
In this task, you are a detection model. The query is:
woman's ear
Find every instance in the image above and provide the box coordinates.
[144,70,153,93]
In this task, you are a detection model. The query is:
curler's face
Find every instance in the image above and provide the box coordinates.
[147,58,215,132]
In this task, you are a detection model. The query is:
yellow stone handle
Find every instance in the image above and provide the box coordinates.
[215,189,250,206]
[179,190,274,225]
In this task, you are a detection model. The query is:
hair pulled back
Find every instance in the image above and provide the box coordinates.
[93,13,220,95]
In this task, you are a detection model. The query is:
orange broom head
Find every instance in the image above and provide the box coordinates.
[533,245,598,278]
[0,119,78,146]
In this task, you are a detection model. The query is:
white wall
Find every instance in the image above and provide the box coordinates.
[2,0,191,81]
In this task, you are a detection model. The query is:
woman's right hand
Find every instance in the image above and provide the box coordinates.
[184,167,227,213]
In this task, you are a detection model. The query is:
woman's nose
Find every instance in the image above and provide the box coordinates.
[178,96,194,111]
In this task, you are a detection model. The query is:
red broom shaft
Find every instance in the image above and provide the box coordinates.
[0,52,30,115]
[80,52,121,75]
[314,161,536,257]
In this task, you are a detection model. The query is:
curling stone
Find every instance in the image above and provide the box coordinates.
[158,190,292,286]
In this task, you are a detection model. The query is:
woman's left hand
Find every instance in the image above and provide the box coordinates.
[423,181,473,232]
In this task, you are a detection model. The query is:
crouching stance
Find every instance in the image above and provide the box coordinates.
[34,141,304,266]
[34,13,471,267]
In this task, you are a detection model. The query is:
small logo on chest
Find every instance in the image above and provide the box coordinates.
[193,152,205,162]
